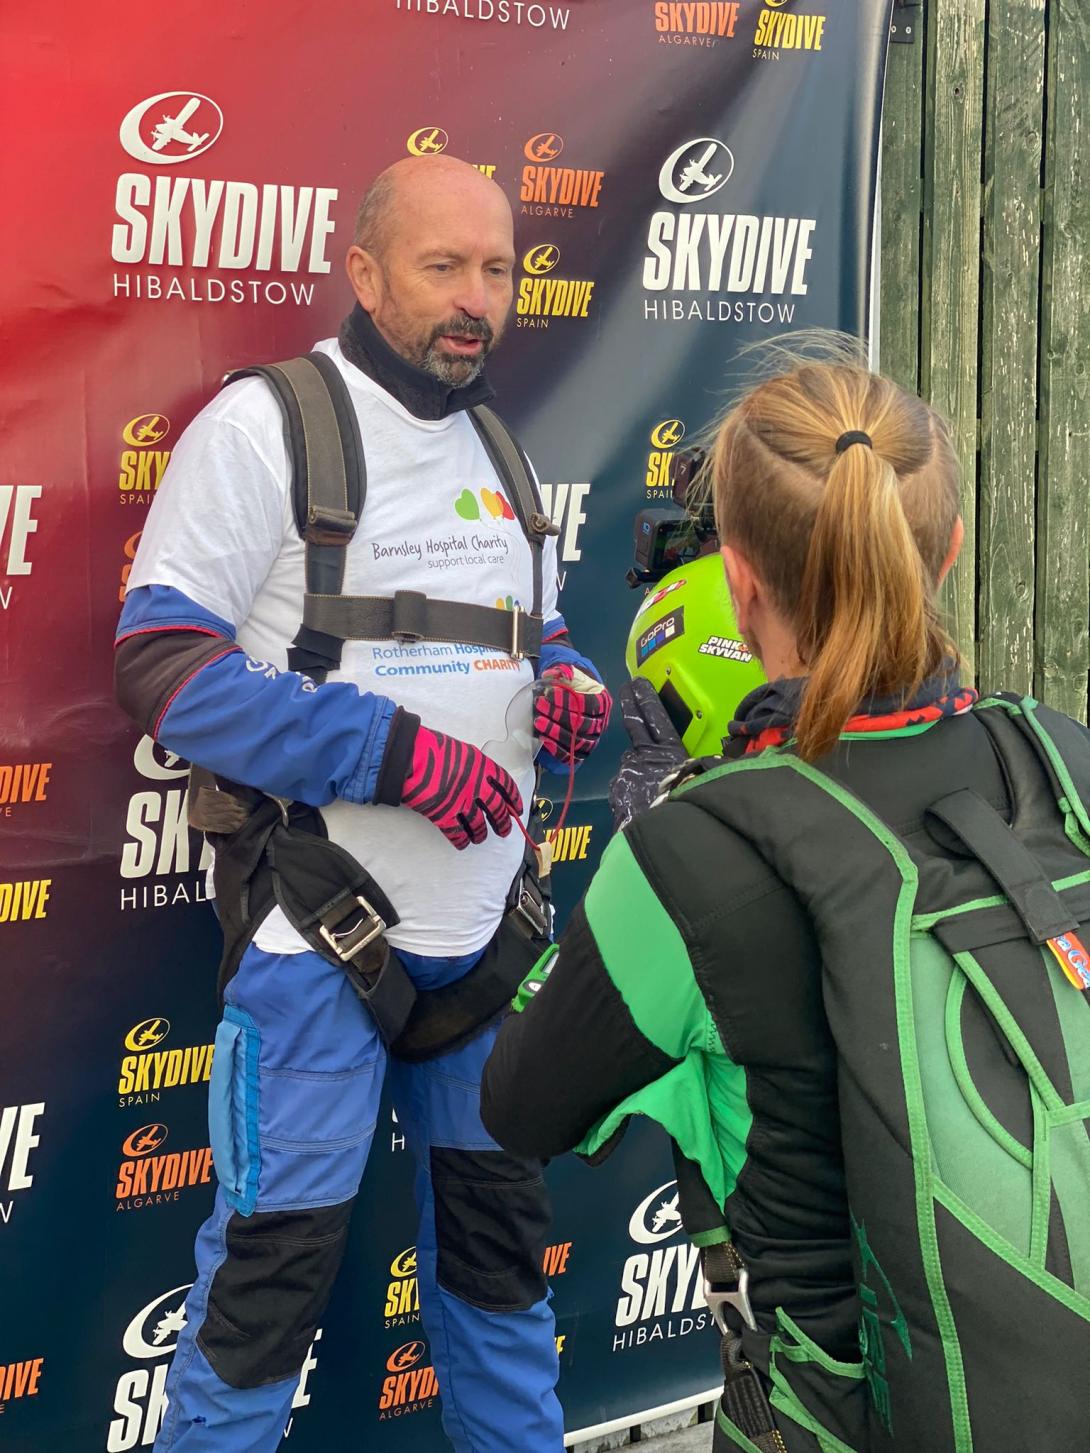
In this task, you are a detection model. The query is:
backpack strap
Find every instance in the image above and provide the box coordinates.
[927,788,1080,945]
[469,402,560,630]
[224,351,365,683]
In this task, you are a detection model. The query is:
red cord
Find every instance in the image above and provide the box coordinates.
[554,738,577,836]
[509,739,577,851]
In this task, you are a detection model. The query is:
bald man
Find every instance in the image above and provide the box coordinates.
[115,157,609,1452]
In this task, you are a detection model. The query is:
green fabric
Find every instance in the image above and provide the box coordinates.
[944,975,1032,1171]
[772,1310,866,1380]
[573,1053,749,1210]
[912,936,1032,1251]
[768,1386,860,1453]
[511,943,558,1014]
[952,952,1064,1110]
[584,831,713,1059]
[1047,1115,1090,1296]
[932,1177,1090,1322]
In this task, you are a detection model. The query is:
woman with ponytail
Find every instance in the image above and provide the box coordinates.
[483,353,1090,1451]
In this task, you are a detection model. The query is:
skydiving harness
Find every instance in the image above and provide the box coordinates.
[672,1145,788,1453]
[188,351,558,1060]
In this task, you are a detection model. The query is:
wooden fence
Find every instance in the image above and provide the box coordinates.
[879,0,1089,721]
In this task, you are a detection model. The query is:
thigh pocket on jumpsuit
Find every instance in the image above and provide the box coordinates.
[766,1309,868,1453]
[430,1147,550,1313]
[209,1006,262,1216]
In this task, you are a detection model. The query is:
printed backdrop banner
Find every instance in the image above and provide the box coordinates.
[0,2,892,1447]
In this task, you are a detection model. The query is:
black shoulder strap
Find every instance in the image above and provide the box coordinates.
[469,404,559,626]
[224,352,366,683]
[927,788,1079,944]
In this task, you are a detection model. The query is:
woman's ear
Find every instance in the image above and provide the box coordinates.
[938,516,964,585]
[721,544,758,637]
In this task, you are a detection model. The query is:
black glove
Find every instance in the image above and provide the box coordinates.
[607,678,688,831]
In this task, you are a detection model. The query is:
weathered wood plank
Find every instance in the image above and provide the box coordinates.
[879,19,925,392]
[978,0,1046,697]
[1036,0,1090,722]
[922,0,987,674]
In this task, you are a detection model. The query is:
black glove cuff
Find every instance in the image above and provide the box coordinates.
[373,707,421,806]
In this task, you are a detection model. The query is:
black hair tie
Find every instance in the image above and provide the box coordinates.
[835,430,873,454]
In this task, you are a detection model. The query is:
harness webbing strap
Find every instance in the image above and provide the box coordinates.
[927,788,1079,944]
[469,404,556,634]
[302,589,544,659]
[223,359,550,680]
[224,352,368,683]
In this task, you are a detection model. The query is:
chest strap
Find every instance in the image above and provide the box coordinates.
[223,354,554,684]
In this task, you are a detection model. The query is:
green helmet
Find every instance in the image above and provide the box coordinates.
[624,553,766,757]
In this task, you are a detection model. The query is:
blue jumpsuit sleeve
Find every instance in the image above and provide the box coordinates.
[116,585,395,807]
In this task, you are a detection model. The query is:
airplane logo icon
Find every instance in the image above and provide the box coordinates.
[124,1016,172,1053]
[120,92,223,166]
[677,143,723,195]
[151,98,208,154]
[407,126,450,157]
[525,132,564,163]
[122,413,171,448]
[658,137,735,206]
[523,243,560,276]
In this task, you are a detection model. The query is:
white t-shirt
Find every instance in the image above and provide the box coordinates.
[129,338,558,957]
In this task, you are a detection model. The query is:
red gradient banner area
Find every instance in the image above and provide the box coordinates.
[0,2,892,1447]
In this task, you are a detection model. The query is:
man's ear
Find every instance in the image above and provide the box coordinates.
[937,515,964,586]
[346,246,381,312]
[720,544,758,637]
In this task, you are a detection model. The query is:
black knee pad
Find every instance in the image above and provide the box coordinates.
[198,1200,353,1388]
[431,1147,550,1313]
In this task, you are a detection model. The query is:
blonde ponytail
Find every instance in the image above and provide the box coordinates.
[711,349,961,761]
[794,440,937,758]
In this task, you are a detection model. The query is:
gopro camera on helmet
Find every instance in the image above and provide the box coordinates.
[623,443,766,754]
[627,446,717,587]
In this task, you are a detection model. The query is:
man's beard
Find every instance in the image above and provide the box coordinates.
[417,315,495,386]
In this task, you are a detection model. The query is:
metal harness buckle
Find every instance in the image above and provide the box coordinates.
[704,1264,757,1335]
[510,604,524,659]
[513,880,550,939]
[319,894,387,963]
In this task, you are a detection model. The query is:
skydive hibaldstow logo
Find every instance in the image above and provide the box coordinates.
[643,138,816,324]
[658,137,735,204]
[613,1179,709,1351]
[118,93,223,165]
[119,735,212,913]
[112,92,338,305]
[628,1179,684,1245]
[108,1286,322,1450]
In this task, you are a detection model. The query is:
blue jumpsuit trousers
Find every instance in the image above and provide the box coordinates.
[153,943,562,1452]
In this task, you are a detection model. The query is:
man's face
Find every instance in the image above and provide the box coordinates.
[359,186,515,386]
